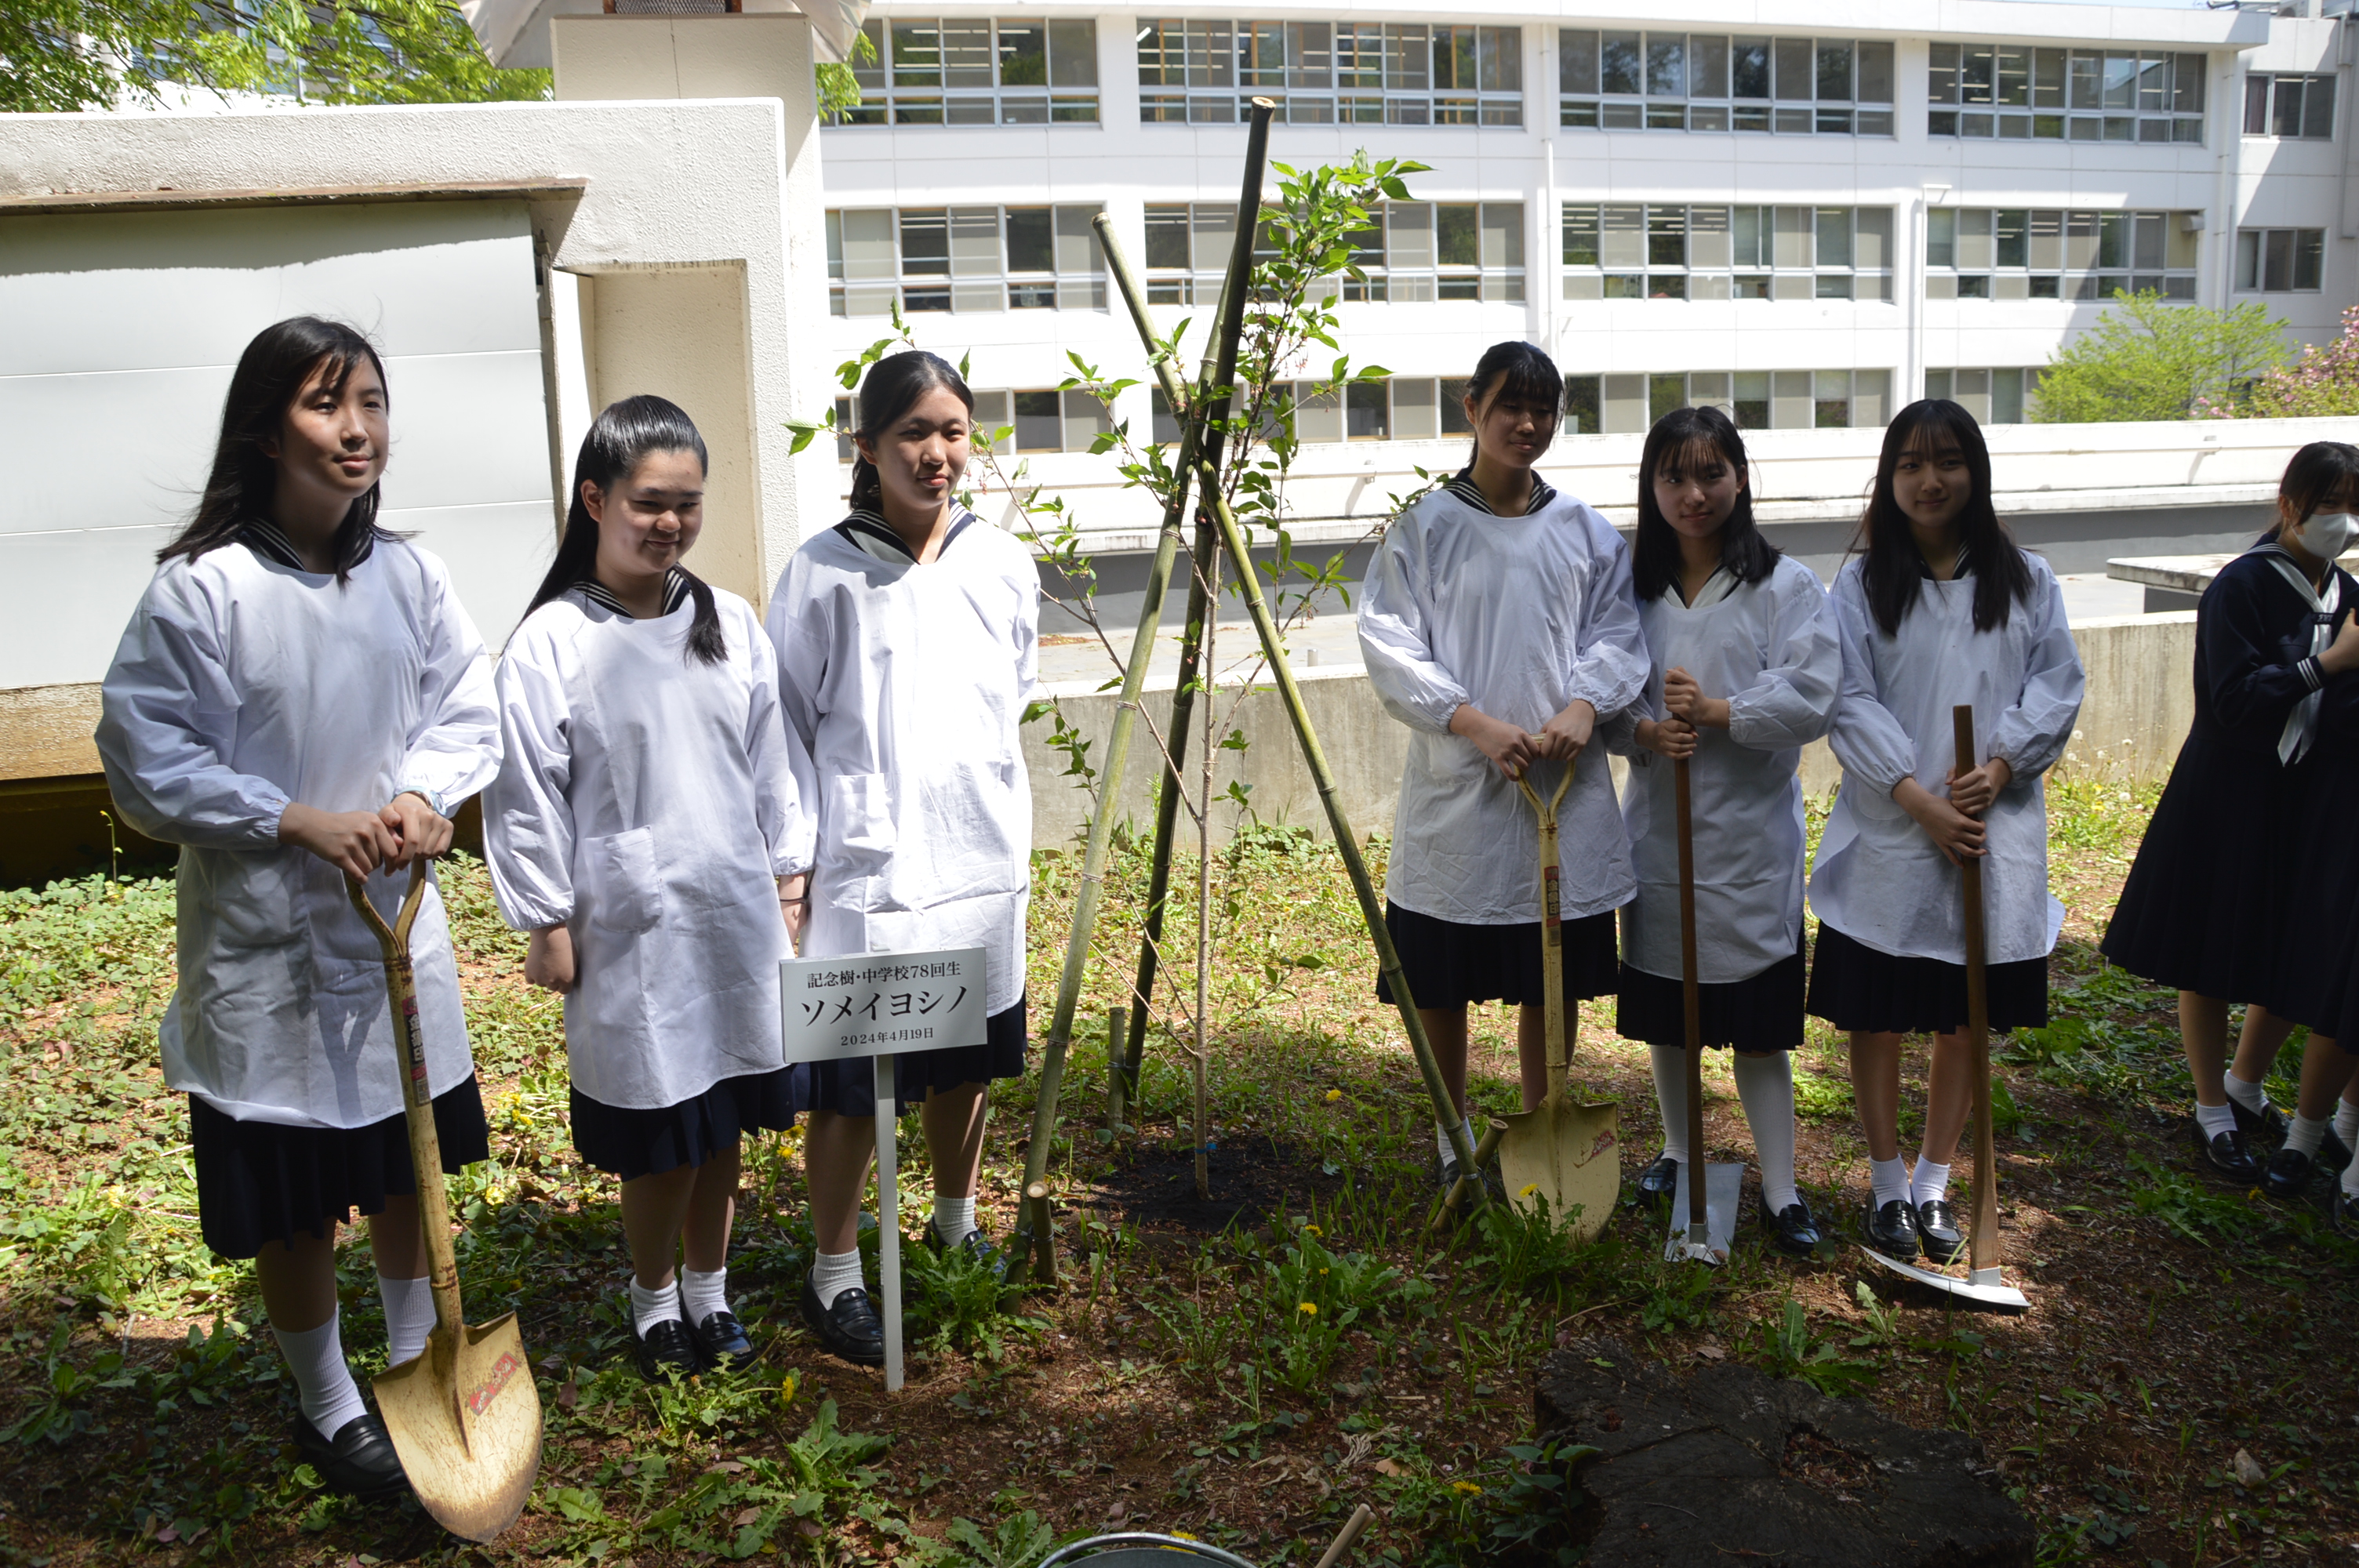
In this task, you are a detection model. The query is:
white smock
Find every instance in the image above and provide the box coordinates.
[1808,553,2086,966]
[1607,557,1842,983]
[482,583,816,1111]
[1358,475,1650,924]
[96,535,500,1129]
[765,510,1041,1017]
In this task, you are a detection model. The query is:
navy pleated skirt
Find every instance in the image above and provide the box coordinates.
[1805,923,2049,1036]
[1374,901,1621,1011]
[1616,940,1807,1052]
[796,996,1030,1118]
[570,1065,799,1181]
[190,1075,492,1260]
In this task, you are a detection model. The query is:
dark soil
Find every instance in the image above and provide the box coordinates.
[1067,1134,1349,1236]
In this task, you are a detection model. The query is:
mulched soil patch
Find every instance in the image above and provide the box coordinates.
[1067,1134,1349,1236]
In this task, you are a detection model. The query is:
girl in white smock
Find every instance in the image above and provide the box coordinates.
[1360,340,1649,1192]
[96,318,499,1501]
[766,351,1040,1368]
[1604,407,1841,1258]
[1806,399,2085,1267]
[485,397,815,1381]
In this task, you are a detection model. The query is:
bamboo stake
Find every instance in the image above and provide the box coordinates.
[1194,532,1219,1200]
[1094,215,1485,1192]
[1104,1004,1129,1136]
[1006,101,1276,1286]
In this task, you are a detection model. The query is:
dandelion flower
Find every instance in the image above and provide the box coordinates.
[1325,1089,1343,1102]
[1452,1481,1483,1495]
[1518,1183,1539,1198]
[1299,1301,1318,1316]
[779,1372,798,1406]
[1302,1224,1321,1236]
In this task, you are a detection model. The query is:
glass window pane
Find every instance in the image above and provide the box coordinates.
[1648,34,1685,97]
[1189,20,1232,88]
[1732,38,1769,100]
[1960,45,1994,106]
[1996,209,2028,269]
[2102,53,2135,110]
[1732,205,1765,267]
[2070,53,2101,111]
[900,209,949,274]
[1854,40,1892,105]
[1392,379,1438,441]
[1601,31,1641,96]
[892,20,942,87]
[1387,202,1434,269]
[939,20,993,88]
[1481,27,1521,93]
[1928,41,1958,107]
[1774,37,1812,100]
[2265,227,2293,292]
[1481,202,1523,271]
[1927,209,1956,268]
[1561,376,1600,437]
[1387,24,1427,92]
[2296,229,2324,291]
[1144,205,1190,270]
[1690,35,1728,99]
[1049,20,1097,86]
[1436,204,1478,267]
[995,20,1047,86]
[1004,206,1052,273]
[1688,205,1732,269]
[2236,230,2259,290]
[1649,374,1687,424]
[1442,376,1475,434]
[2247,74,2271,136]
[1345,380,1387,440]
[1289,20,1332,89]
[1648,206,1686,267]
[1563,205,1601,267]
[1601,204,1645,269]
[1561,29,1598,96]
[2276,78,2303,138]
[2307,76,2336,139]
[2033,48,2065,109]
[1773,205,1812,269]
[1856,206,1892,270]
[1012,390,1061,452]
[1816,207,1852,267]
[1817,41,1852,103]
[2138,53,2169,112]
[1062,390,1109,452]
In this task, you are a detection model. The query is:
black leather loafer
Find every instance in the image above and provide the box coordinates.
[294,1412,409,1498]
[2319,1125,2353,1175]
[2261,1145,2316,1200]
[635,1317,707,1382]
[2229,1095,2287,1149]
[1765,1198,1821,1258]
[800,1276,885,1367]
[924,1218,1008,1277]
[2190,1118,2263,1184]
[1633,1152,1679,1210]
[1914,1199,1965,1264]
[1863,1197,1919,1258]
[689,1309,754,1367]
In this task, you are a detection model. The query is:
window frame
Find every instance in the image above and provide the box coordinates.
[1560,202,1895,301]
[827,203,1109,315]
[2234,227,2326,293]
[1559,31,1896,136]
[1137,20,1523,125]
[1923,206,2200,302]
[830,16,1102,126]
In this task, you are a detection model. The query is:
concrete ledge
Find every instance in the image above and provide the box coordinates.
[0,684,102,782]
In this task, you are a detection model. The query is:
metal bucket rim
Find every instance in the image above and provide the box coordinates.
[1037,1531,1260,1568]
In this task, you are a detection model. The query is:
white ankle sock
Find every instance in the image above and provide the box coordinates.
[811,1248,864,1310]
[680,1267,728,1327]
[1912,1160,1952,1207]
[2224,1070,2270,1116]
[1649,1044,1690,1164]
[933,1194,977,1241]
[1434,1118,1474,1167]
[629,1274,682,1334]
[2194,1101,2237,1140]
[1731,1053,1798,1213]
[377,1274,435,1368]
[2335,1098,2359,1151]
[2344,1153,2359,1200]
[1869,1156,1910,1209]
[2287,1114,2328,1158]
[272,1310,367,1439]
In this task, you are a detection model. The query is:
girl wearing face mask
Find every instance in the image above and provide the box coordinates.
[765,350,1041,1367]
[1604,408,1841,1258]
[2105,441,2359,1202]
[96,318,500,1499]
[1359,341,1649,1196]
[485,397,815,1381]
[1807,400,2085,1267]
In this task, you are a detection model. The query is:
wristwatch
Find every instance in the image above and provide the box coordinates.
[399,786,449,818]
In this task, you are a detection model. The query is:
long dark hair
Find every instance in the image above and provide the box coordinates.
[849,350,975,514]
[1632,405,1777,603]
[157,316,391,583]
[2278,441,2359,532]
[1853,399,2032,637]
[524,395,725,666]
[1457,340,1562,467]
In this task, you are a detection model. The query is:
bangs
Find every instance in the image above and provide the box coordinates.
[1888,398,1979,463]
[1656,430,1740,483]
[1475,358,1563,419]
[2281,441,2359,523]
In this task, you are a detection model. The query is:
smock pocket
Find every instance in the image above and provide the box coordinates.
[580,826,663,935]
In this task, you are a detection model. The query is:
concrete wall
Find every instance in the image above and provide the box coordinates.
[1020,610,2198,849]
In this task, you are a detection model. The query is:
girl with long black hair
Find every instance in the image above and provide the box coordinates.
[1358,340,1648,1195]
[766,350,1041,1367]
[484,395,814,1380]
[96,317,500,1497]
[1806,399,2084,1265]
[1606,406,1841,1255]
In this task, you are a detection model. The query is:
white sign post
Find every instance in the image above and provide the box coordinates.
[780,947,988,1392]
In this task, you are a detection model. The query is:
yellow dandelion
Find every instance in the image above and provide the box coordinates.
[778,1372,798,1406]
[1519,1183,1539,1198]
[1325,1089,1343,1102]
[1302,1224,1322,1237]
[1452,1481,1482,1496]
[1173,1532,1199,1542]
[1298,1301,1318,1316]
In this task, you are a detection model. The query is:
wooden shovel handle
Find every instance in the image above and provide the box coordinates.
[1514,763,1576,1094]
[1951,705,1999,1275]
[1674,757,1706,1232]
[347,861,465,1338]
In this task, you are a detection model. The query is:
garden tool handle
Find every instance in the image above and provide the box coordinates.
[1313,1503,1376,1568]
[346,860,466,1341]
[1515,761,1575,1102]
[1428,1119,1509,1234]
[1952,706,2000,1276]
[1674,757,1706,1234]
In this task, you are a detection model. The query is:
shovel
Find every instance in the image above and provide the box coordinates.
[347,860,543,1540]
[1856,706,2030,1313]
[1665,754,1742,1264]
[1496,760,1620,1242]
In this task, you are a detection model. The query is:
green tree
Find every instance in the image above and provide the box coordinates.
[2029,289,2292,423]
[1,0,548,114]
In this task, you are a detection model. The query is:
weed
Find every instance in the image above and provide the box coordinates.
[902,1230,1044,1362]
[1792,1069,1855,1122]
[1475,1191,1619,1301]
[1749,1298,1877,1397]
[1637,1261,1715,1334]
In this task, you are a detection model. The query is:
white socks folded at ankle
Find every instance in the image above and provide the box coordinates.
[1434,1118,1476,1167]
[811,1249,864,1310]
[1647,1045,1801,1214]
[1911,1160,1952,1208]
[2224,1069,2270,1116]
[629,1275,682,1334]
[378,1274,434,1368]
[2194,1100,2238,1140]
[1869,1156,1911,1210]
[626,1268,731,1334]
[2337,1099,2359,1152]
[2285,1114,2328,1158]
[934,1194,977,1241]
[272,1309,368,1440]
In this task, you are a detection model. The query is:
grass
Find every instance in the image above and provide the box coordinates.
[0,779,2356,1565]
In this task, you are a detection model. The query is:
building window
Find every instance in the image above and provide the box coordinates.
[1286,376,1473,443]
[1925,208,2198,301]
[969,389,1110,453]
[1928,45,2204,143]
[2245,74,2335,140]
[1925,368,2041,425]
[833,16,1099,125]
[1138,21,1521,125]
[827,205,1106,316]
[2236,228,2325,292]
[1561,34,1894,136]
[1561,205,1894,301]
[1572,370,1890,434]
[1147,201,1525,303]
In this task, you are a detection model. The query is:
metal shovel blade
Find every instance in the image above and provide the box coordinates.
[1497,1094,1619,1242]
[374,1312,543,1542]
[1661,1160,1743,1264]
[1857,1247,2030,1313]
